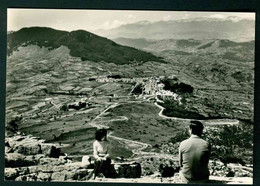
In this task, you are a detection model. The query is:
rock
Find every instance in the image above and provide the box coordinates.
[5,152,37,167]
[58,155,70,164]
[14,142,41,155]
[51,172,66,181]
[17,167,30,175]
[28,165,54,174]
[81,155,91,168]
[115,162,142,178]
[39,158,63,166]
[15,173,37,181]
[73,169,89,180]
[37,172,52,181]
[159,165,175,177]
[64,171,75,180]
[24,155,38,165]
[15,175,27,181]
[41,144,60,158]
[5,168,19,180]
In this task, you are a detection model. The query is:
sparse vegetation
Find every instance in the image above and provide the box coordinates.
[159,100,206,119]
[8,27,164,65]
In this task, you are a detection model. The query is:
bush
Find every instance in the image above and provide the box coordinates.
[203,123,253,164]
[160,100,206,119]
[60,104,68,111]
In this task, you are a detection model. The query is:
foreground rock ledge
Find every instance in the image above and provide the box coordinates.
[5,134,253,183]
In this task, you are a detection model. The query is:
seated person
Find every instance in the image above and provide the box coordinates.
[93,128,116,179]
[179,120,211,183]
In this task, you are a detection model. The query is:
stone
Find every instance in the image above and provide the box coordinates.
[37,172,52,181]
[15,175,27,181]
[28,165,54,173]
[41,144,61,158]
[24,155,38,165]
[73,169,89,180]
[51,172,66,181]
[58,156,69,164]
[17,167,30,175]
[28,166,40,174]
[39,158,62,165]
[5,152,36,167]
[5,168,19,180]
[81,155,91,168]
[115,162,142,178]
[64,171,75,180]
[15,173,37,181]
[14,142,41,155]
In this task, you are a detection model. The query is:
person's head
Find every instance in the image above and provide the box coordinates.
[189,120,204,137]
[95,128,107,141]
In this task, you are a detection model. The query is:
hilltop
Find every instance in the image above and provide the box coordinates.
[113,38,254,62]
[7,27,164,65]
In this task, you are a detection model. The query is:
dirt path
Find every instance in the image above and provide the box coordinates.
[154,97,239,125]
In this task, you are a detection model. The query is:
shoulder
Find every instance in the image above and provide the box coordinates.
[180,138,190,148]
[93,140,99,145]
[199,138,211,148]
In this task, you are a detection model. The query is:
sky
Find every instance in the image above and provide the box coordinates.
[7,9,255,32]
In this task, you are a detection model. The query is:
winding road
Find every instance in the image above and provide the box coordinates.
[84,93,241,160]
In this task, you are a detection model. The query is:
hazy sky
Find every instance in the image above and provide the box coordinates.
[8,9,255,32]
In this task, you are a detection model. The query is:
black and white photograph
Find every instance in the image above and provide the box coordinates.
[5,9,255,184]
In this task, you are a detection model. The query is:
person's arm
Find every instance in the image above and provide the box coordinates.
[93,141,101,160]
[103,141,110,159]
[179,143,183,168]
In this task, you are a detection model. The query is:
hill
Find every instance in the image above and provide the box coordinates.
[7,27,164,65]
[95,18,255,41]
[113,38,254,62]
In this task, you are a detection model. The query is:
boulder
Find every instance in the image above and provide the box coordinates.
[28,165,54,174]
[51,172,66,181]
[39,158,63,166]
[14,142,41,155]
[41,144,61,158]
[5,153,37,167]
[5,168,19,180]
[115,162,142,178]
[37,172,52,181]
[73,169,89,180]
[81,155,91,168]
[15,173,38,181]
[17,167,30,175]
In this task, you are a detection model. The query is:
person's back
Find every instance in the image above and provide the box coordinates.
[179,121,210,183]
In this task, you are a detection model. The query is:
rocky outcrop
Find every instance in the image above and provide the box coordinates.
[5,134,142,181]
[115,162,142,178]
[4,133,252,183]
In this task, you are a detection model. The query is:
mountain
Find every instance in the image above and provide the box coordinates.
[7,27,164,65]
[95,18,255,42]
[113,38,255,62]
[113,37,156,49]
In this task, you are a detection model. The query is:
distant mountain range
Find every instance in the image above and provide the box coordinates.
[7,27,164,65]
[113,38,255,62]
[95,18,255,41]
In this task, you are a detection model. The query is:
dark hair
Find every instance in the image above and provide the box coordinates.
[95,129,107,141]
[190,120,204,136]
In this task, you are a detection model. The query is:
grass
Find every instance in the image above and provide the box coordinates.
[106,102,188,146]
[8,27,164,65]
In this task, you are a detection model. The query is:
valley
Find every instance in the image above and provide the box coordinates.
[5,27,254,180]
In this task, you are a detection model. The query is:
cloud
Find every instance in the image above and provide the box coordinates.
[127,14,136,19]
[163,15,172,21]
[208,14,227,19]
[101,20,125,30]
[184,13,191,19]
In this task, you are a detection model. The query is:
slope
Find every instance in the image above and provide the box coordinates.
[7,27,164,65]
